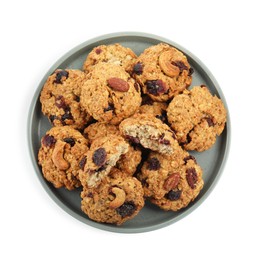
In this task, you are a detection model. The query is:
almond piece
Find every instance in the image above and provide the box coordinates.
[107,77,129,92]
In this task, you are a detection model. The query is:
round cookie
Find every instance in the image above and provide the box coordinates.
[40,69,91,130]
[119,113,179,155]
[80,63,142,125]
[167,85,227,151]
[38,126,89,190]
[138,151,204,211]
[81,168,145,225]
[79,134,129,188]
[82,43,137,73]
[132,43,193,102]
[83,122,142,176]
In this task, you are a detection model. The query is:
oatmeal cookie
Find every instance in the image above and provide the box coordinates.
[83,122,142,176]
[82,43,137,73]
[80,63,142,125]
[81,168,144,225]
[167,85,227,151]
[40,69,91,130]
[38,126,88,190]
[79,134,129,188]
[119,113,179,155]
[132,43,193,102]
[138,151,204,211]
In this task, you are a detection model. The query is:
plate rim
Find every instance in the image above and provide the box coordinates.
[27,31,231,233]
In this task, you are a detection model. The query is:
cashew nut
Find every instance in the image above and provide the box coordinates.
[110,187,126,209]
[159,50,181,77]
[52,140,70,170]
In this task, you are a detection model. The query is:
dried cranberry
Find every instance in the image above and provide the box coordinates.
[186,168,198,189]
[116,201,136,217]
[172,61,188,73]
[205,117,214,127]
[133,62,143,75]
[95,48,102,54]
[42,134,56,147]
[79,156,87,170]
[147,157,161,171]
[165,190,182,201]
[125,135,140,144]
[158,133,170,145]
[145,80,168,96]
[53,70,69,84]
[55,95,67,109]
[184,155,197,164]
[63,137,75,147]
[92,148,107,167]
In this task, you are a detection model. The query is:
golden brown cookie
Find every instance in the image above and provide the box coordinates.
[38,126,88,190]
[138,150,204,211]
[80,63,142,125]
[79,134,129,188]
[167,85,227,151]
[83,122,142,176]
[83,43,137,73]
[132,43,193,102]
[119,113,179,155]
[81,168,144,225]
[40,69,91,130]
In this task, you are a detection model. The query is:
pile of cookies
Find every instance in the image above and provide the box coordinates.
[38,43,227,225]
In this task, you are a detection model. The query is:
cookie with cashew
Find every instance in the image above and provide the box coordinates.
[38,126,89,190]
[81,168,144,225]
[132,43,193,102]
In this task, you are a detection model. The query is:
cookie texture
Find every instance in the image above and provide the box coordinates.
[81,168,144,225]
[83,122,142,176]
[138,150,204,211]
[38,126,88,190]
[132,43,192,102]
[119,113,179,155]
[138,101,168,124]
[81,63,142,125]
[83,43,137,73]
[79,134,129,188]
[167,85,227,151]
[40,69,91,130]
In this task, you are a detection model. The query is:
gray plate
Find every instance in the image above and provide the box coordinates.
[27,32,230,233]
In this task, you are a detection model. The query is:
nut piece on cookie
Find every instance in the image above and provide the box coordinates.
[82,43,137,73]
[81,168,144,225]
[138,150,204,211]
[40,69,91,130]
[38,126,89,190]
[79,134,129,188]
[132,43,193,102]
[167,85,227,151]
[80,63,142,125]
[119,113,179,155]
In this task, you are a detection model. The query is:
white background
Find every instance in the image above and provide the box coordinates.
[1,0,259,259]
